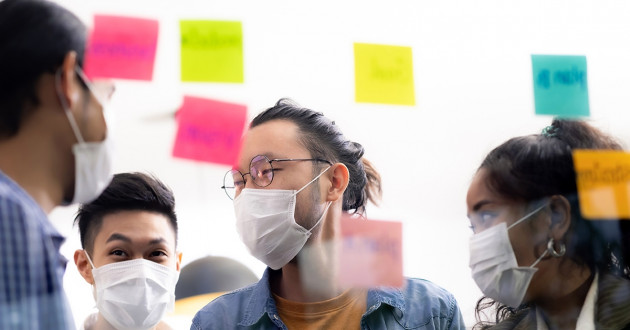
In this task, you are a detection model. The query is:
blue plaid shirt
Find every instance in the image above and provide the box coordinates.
[0,170,75,329]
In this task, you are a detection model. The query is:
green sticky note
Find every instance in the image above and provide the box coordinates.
[180,20,243,83]
[531,55,589,117]
[354,43,415,106]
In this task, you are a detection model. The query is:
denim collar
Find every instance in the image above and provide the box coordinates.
[238,268,406,326]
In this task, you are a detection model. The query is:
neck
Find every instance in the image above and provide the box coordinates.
[0,113,72,213]
[270,204,343,302]
[92,314,116,330]
[536,267,594,329]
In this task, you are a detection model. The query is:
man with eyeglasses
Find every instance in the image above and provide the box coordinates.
[192,99,465,329]
[0,0,115,328]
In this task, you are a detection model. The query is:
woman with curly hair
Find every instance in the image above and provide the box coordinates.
[466,119,630,329]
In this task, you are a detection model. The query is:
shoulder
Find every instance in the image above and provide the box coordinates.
[378,278,465,329]
[191,282,259,329]
[401,277,460,311]
[0,175,46,228]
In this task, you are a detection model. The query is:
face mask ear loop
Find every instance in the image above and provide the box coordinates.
[307,201,333,233]
[84,250,96,269]
[507,203,547,231]
[293,165,332,196]
[530,247,548,268]
[55,68,86,145]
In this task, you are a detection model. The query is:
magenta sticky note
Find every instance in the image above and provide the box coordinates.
[338,215,403,288]
[172,96,247,166]
[84,15,159,81]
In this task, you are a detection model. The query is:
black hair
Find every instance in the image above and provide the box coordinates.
[74,172,178,253]
[0,0,87,138]
[474,119,629,329]
[250,98,382,215]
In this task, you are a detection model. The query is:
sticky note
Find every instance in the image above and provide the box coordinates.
[84,15,159,81]
[354,43,415,106]
[172,96,247,166]
[180,20,244,83]
[573,149,630,219]
[531,55,590,117]
[338,215,403,288]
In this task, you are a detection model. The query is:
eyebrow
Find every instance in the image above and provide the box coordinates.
[149,238,167,245]
[472,200,494,212]
[106,233,131,243]
[105,234,169,246]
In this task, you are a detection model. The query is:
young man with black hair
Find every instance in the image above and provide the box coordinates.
[0,0,114,328]
[74,172,182,330]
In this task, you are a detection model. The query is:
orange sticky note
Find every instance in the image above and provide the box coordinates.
[172,96,247,166]
[84,15,159,81]
[573,149,630,219]
[338,216,403,288]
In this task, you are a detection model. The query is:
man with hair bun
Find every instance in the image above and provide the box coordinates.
[192,99,464,330]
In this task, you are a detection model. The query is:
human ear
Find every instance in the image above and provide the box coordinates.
[324,163,349,202]
[176,252,183,272]
[548,195,572,240]
[56,51,80,110]
[74,249,94,285]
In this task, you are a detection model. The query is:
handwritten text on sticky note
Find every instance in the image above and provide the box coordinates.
[574,149,630,219]
[180,20,243,83]
[84,15,159,81]
[338,216,403,288]
[531,55,589,118]
[172,96,247,166]
[354,43,415,106]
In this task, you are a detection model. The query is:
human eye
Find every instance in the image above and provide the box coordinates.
[261,168,274,176]
[479,210,498,223]
[469,210,499,232]
[234,178,245,188]
[149,250,168,258]
[109,249,128,258]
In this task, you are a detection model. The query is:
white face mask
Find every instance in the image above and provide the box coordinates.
[55,68,114,205]
[234,166,332,270]
[85,251,179,330]
[469,204,548,308]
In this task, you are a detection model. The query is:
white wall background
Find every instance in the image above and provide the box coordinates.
[47,0,630,328]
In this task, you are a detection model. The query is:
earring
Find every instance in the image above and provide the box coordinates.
[547,238,566,258]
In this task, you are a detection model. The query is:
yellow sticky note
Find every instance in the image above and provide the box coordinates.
[354,43,415,106]
[573,150,630,219]
[180,20,243,83]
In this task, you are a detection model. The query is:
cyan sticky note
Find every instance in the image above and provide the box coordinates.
[354,43,415,106]
[531,55,589,117]
[180,20,243,83]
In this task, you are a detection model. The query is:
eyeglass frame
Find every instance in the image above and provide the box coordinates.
[221,154,333,200]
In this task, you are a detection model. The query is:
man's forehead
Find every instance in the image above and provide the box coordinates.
[240,120,308,159]
[94,210,176,245]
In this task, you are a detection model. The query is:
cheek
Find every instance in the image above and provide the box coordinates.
[508,226,543,266]
[83,102,106,141]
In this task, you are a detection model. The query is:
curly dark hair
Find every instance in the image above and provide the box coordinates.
[473,119,629,329]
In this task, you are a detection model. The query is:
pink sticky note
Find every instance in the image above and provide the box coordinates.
[84,15,159,81]
[338,216,403,288]
[172,96,247,166]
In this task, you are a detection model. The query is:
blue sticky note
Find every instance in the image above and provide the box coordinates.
[531,55,590,117]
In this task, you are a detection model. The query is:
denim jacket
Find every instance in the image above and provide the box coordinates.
[191,268,465,330]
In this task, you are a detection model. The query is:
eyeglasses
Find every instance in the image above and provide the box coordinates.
[75,66,115,106]
[221,154,332,200]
